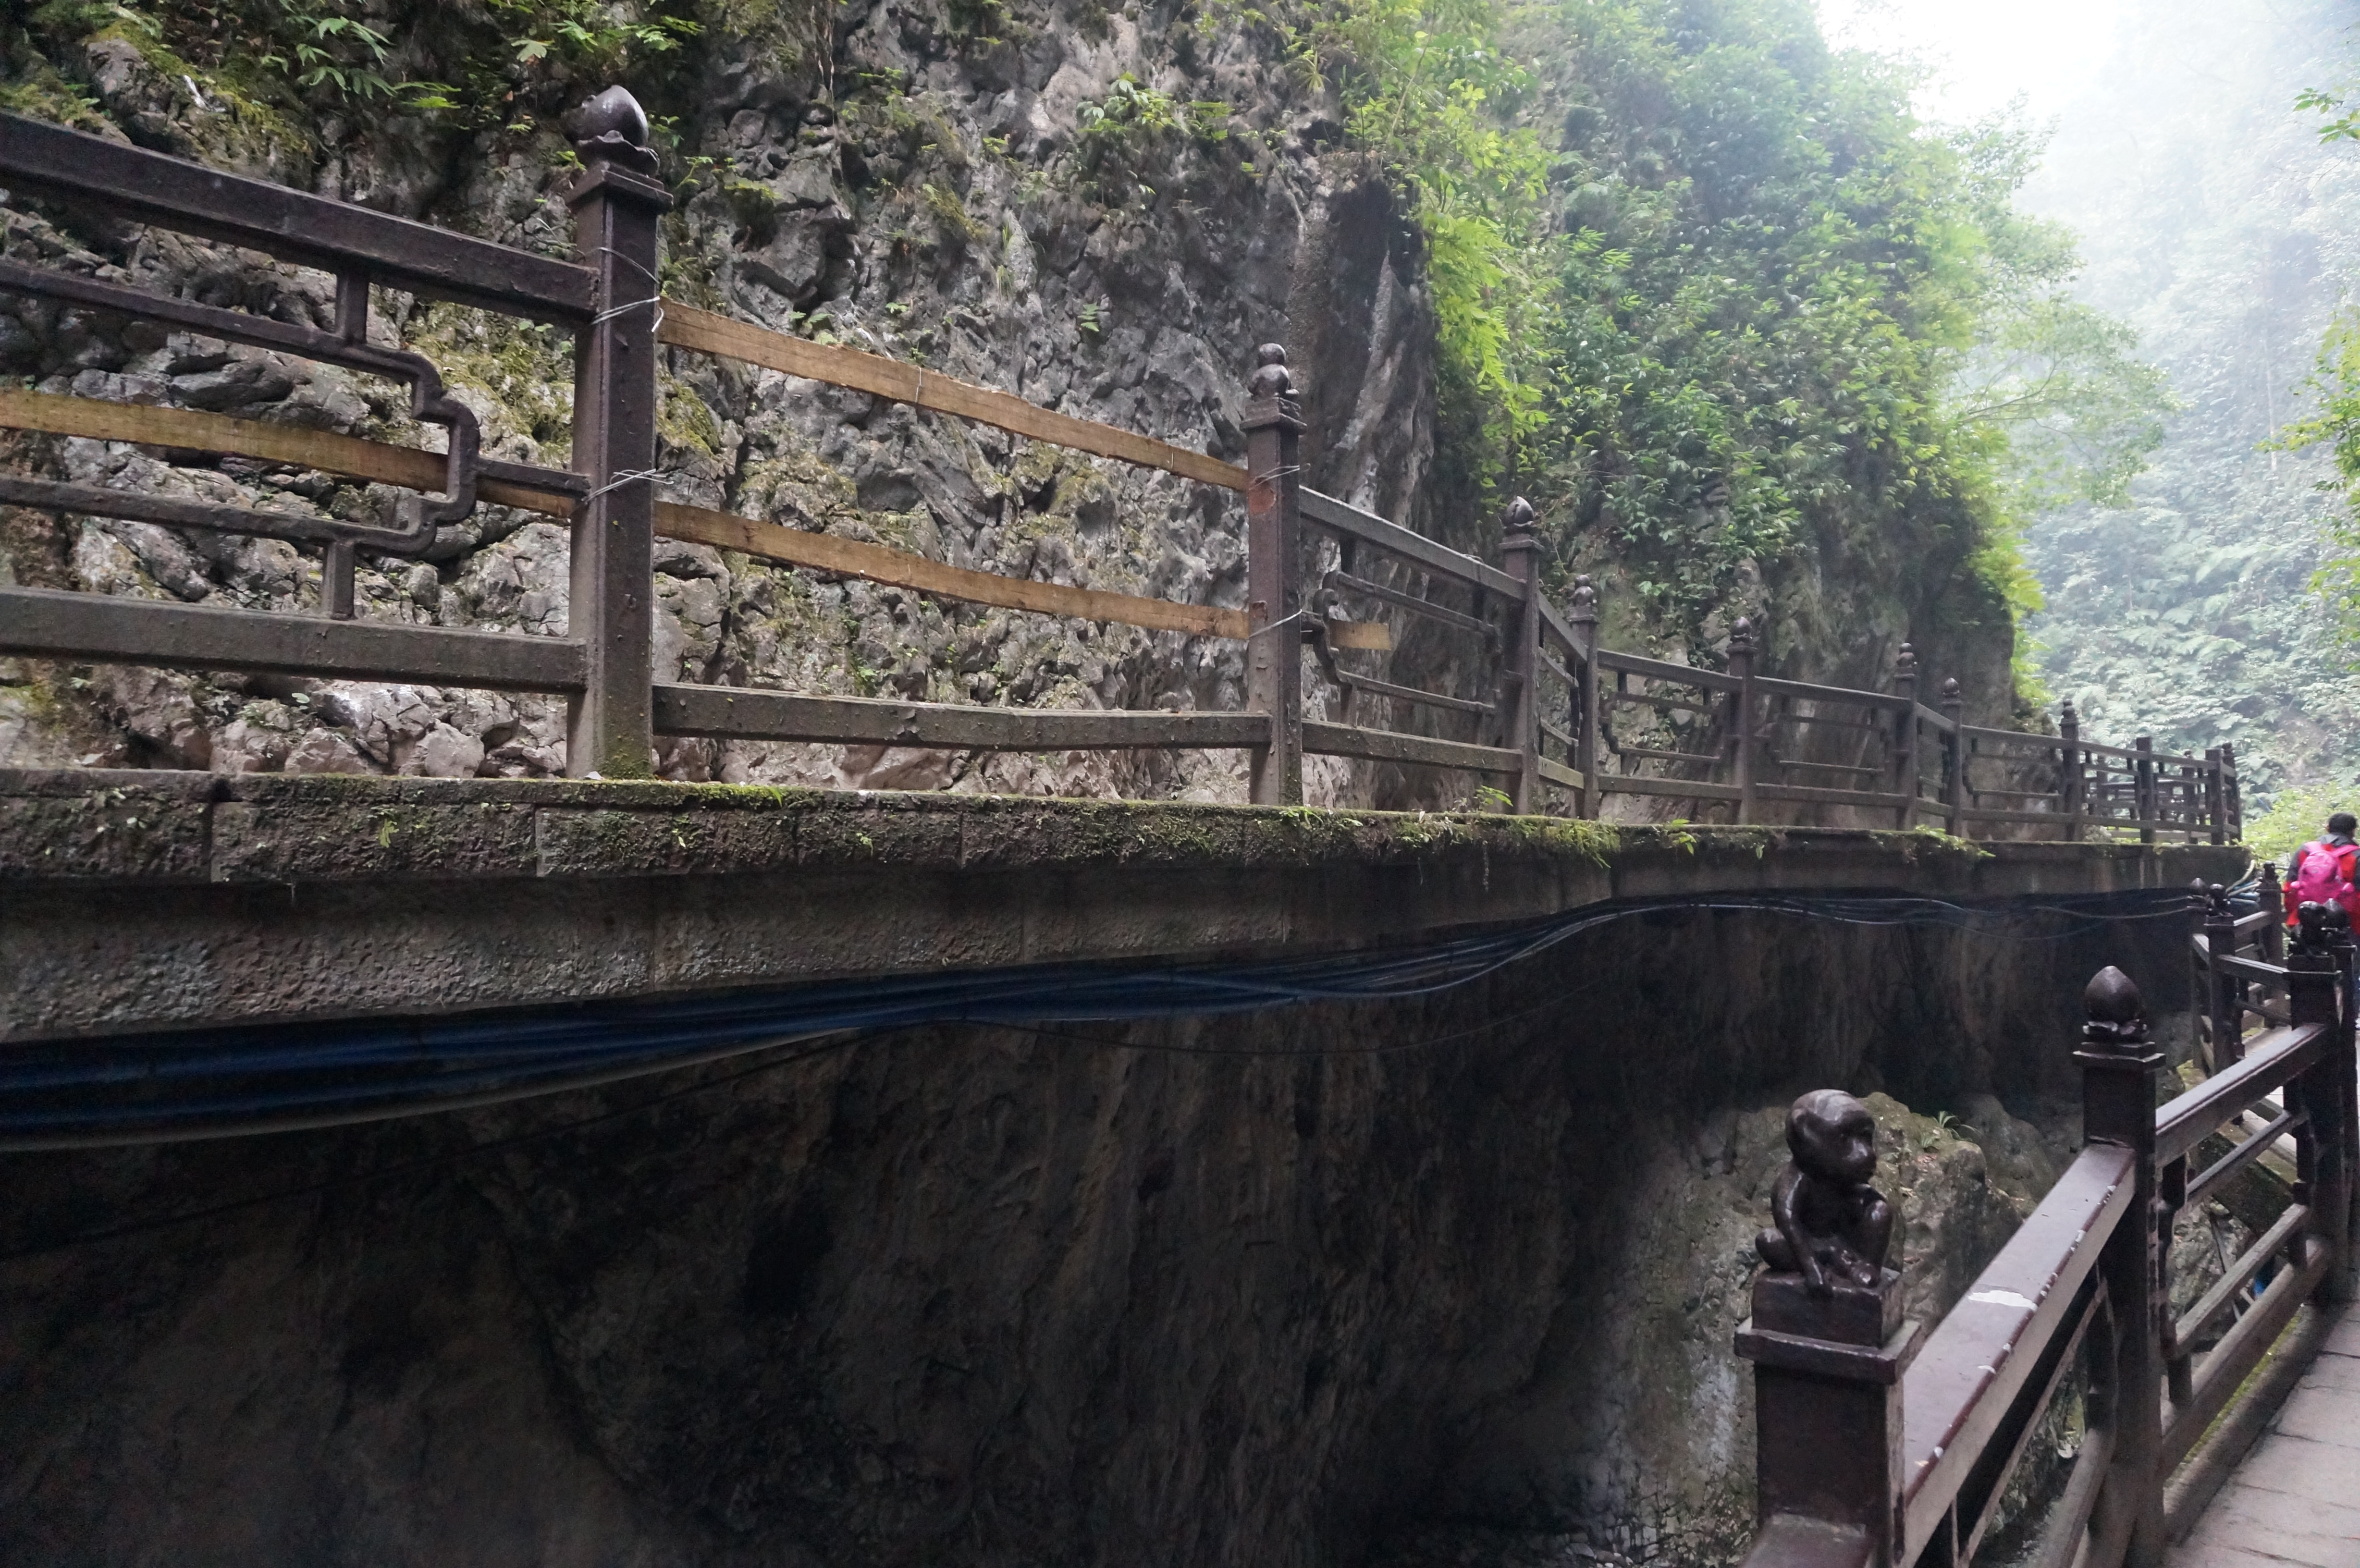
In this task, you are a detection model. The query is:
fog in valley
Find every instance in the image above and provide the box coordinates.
[1837,0,2360,805]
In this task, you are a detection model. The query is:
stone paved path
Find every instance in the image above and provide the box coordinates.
[2172,1298,2360,1568]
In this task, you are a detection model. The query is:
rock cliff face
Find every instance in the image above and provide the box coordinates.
[0,0,2018,803]
[0,899,2184,1567]
[0,0,1446,801]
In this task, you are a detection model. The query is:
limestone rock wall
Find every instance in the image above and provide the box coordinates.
[0,0,2016,807]
[0,0,1437,800]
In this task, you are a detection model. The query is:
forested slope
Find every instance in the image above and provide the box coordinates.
[2020,0,2360,804]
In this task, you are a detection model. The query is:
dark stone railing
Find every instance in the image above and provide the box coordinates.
[1734,901,2357,1568]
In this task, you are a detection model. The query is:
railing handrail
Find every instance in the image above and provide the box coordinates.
[2188,948,2289,989]
[1595,648,1745,694]
[1755,674,1903,708]
[0,110,598,322]
[0,99,2244,842]
[1898,1141,2137,1552]
[1735,933,2355,1568]
[2154,1019,2329,1164]
[1298,487,1521,598]
[1957,723,2064,748]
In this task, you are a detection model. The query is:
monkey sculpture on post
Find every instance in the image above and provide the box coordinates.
[1756,1089,1894,1298]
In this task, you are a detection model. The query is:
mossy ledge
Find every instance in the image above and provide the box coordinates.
[0,766,2225,888]
[2,764,2244,1044]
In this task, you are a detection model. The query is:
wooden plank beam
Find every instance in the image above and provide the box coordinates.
[1755,782,1914,809]
[1301,720,1522,774]
[0,389,575,517]
[1536,594,1579,661]
[652,683,1268,750]
[1596,773,1747,802]
[1753,674,1898,708]
[654,502,1249,639]
[1331,668,1495,716]
[659,303,1248,492]
[0,586,585,690]
[1536,755,1585,791]
[0,392,1267,640]
[1595,648,1744,694]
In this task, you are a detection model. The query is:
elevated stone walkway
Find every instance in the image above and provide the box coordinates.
[2172,1298,2360,1568]
[0,767,2242,1045]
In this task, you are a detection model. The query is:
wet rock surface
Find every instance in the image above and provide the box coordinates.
[0,896,2185,1567]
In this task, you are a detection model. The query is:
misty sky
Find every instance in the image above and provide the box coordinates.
[1815,0,2132,124]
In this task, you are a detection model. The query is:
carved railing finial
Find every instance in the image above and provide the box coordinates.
[1243,344,1303,436]
[1502,495,1536,537]
[2199,881,2232,921]
[2082,965,2148,1048]
[2294,900,2351,955]
[1894,641,1917,678]
[570,85,657,175]
[1730,615,1758,657]
[1736,1092,1911,1565]
[1249,343,1292,400]
[1569,573,1597,626]
[1754,1090,1894,1306]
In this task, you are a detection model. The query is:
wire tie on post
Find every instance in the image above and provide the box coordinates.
[1244,605,1324,642]
[592,293,664,328]
[594,245,662,284]
[582,467,664,505]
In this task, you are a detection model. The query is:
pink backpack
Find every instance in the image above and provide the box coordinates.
[2287,839,2360,921]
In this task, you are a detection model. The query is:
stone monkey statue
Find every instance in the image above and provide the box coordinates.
[1755,1089,1894,1297]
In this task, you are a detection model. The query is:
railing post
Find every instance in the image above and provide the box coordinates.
[2221,743,2242,842]
[1729,616,1758,824]
[2077,967,2167,1568]
[1501,496,1541,815]
[2341,913,2360,1295]
[1941,678,1966,837]
[1243,344,1305,807]
[2289,910,2357,1304]
[2060,698,2084,842]
[2202,881,2241,1068]
[1734,1090,1912,1568]
[2133,736,2156,847]
[1571,575,1600,820]
[2259,860,2285,964]
[2202,749,2225,845]
[564,86,669,780]
[1890,643,1919,830]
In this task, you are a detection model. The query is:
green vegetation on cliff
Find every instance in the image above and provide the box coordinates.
[1268,0,2169,678]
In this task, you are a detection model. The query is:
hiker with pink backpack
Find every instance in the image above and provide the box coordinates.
[2283,811,2360,927]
